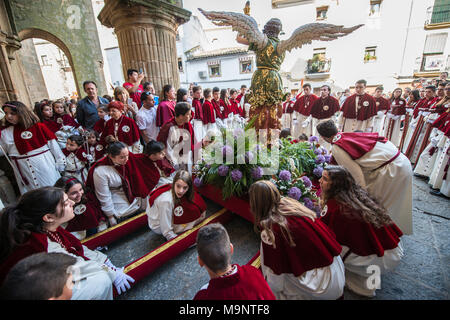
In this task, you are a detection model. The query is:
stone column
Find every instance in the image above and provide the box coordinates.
[98,0,191,93]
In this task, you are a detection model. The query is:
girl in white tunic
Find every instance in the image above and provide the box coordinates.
[248,180,345,300]
[0,187,134,299]
[147,170,207,241]
[0,101,65,195]
[61,134,94,184]
[319,166,404,297]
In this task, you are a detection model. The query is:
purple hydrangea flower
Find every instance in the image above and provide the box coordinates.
[324,155,332,163]
[222,145,233,157]
[193,177,203,188]
[309,135,319,143]
[251,166,263,179]
[288,187,302,200]
[245,151,254,163]
[231,169,243,182]
[278,170,291,181]
[301,176,312,188]
[315,155,326,164]
[313,166,323,177]
[314,147,323,155]
[218,165,229,177]
[303,198,314,210]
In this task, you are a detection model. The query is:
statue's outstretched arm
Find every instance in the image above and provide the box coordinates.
[199,8,267,50]
[277,23,363,55]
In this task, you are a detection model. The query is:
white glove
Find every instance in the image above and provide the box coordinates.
[423,111,431,116]
[408,109,414,115]
[431,138,439,147]
[113,267,135,295]
[393,115,400,121]
[377,111,385,118]
[386,113,393,119]
[301,120,310,128]
[108,216,117,226]
[411,123,416,129]
[418,111,423,116]
[427,118,435,124]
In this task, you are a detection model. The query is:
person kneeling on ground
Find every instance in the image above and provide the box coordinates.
[146,170,207,241]
[194,223,276,300]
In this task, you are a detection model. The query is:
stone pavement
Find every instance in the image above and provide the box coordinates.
[105,176,449,300]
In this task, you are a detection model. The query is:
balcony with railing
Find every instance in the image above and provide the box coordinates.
[425,4,450,29]
[306,57,331,79]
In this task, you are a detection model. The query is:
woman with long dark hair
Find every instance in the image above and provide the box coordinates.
[402,89,423,154]
[384,88,407,147]
[0,187,134,298]
[147,170,206,241]
[248,180,345,300]
[0,101,65,194]
[319,165,404,297]
[54,176,107,240]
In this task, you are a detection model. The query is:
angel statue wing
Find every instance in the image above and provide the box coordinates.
[198,8,268,51]
[277,23,364,55]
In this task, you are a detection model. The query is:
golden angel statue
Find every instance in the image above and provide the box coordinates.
[199,8,363,132]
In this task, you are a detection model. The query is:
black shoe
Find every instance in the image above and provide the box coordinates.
[429,189,443,197]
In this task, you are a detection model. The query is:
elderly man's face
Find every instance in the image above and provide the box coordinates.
[84,83,97,97]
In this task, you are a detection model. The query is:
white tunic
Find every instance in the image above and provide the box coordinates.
[46,238,115,300]
[92,165,144,219]
[294,113,313,138]
[429,134,450,189]
[62,151,91,184]
[260,242,345,300]
[332,141,413,234]
[0,126,65,194]
[146,190,206,241]
[414,128,443,177]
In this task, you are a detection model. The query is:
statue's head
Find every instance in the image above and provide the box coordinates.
[262,18,282,38]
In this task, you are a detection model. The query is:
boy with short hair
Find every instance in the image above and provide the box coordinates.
[0,252,77,300]
[194,223,276,300]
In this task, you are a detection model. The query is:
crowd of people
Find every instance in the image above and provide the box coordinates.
[0,68,448,300]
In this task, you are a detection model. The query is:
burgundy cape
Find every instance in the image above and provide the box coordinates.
[192,98,203,121]
[293,94,319,116]
[375,96,391,113]
[229,98,240,115]
[321,198,403,257]
[194,264,276,300]
[340,93,377,120]
[99,115,140,147]
[212,99,225,120]
[88,142,105,161]
[13,122,57,155]
[0,226,89,285]
[149,184,207,224]
[42,119,61,134]
[219,99,232,118]
[93,118,106,135]
[282,100,294,114]
[331,132,388,160]
[62,147,90,164]
[86,153,164,203]
[157,117,195,154]
[310,96,340,119]
[55,114,80,128]
[156,100,176,127]
[261,215,342,277]
[66,193,106,232]
[389,97,407,115]
[413,97,439,118]
[202,100,216,124]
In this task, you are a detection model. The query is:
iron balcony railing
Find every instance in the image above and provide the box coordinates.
[425,4,450,25]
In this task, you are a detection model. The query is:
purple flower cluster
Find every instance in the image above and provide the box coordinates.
[315,155,326,164]
[231,169,243,182]
[314,147,323,155]
[251,166,263,179]
[222,145,233,157]
[324,154,332,163]
[309,136,319,143]
[193,177,203,188]
[288,187,302,200]
[301,176,312,188]
[245,151,254,163]
[278,170,292,181]
[313,166,323,177]
[218,165,229,177]
[303,198,314,210]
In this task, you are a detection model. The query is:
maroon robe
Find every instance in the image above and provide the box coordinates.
[86,153,164,204]
[389,97,407,115]
[413,96,439,119]
[65,193,106,232]
[194,264,276,300]
[321,198,403,257]
[192,98,203,122]
[55,114,80,128]
[282,100,294,114]
[374,96,391,113]
[99,115,140,148]
[42,119,61,134]
[13,122,57,155]
[331,132,388,160]
[156,100,176,127]
[157,117,195,154]
[310,96,340,119]
[149,184,207,224]
[340,93,377,120]
[293,94,319,116]
[93,118,106,135]
[202,100,216,124]
[212,99,225,120]
[0,226,89,285]
[261,215,342,277]
[219,99,232,118]
[229,98,239,115]
[88,142,105,162]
